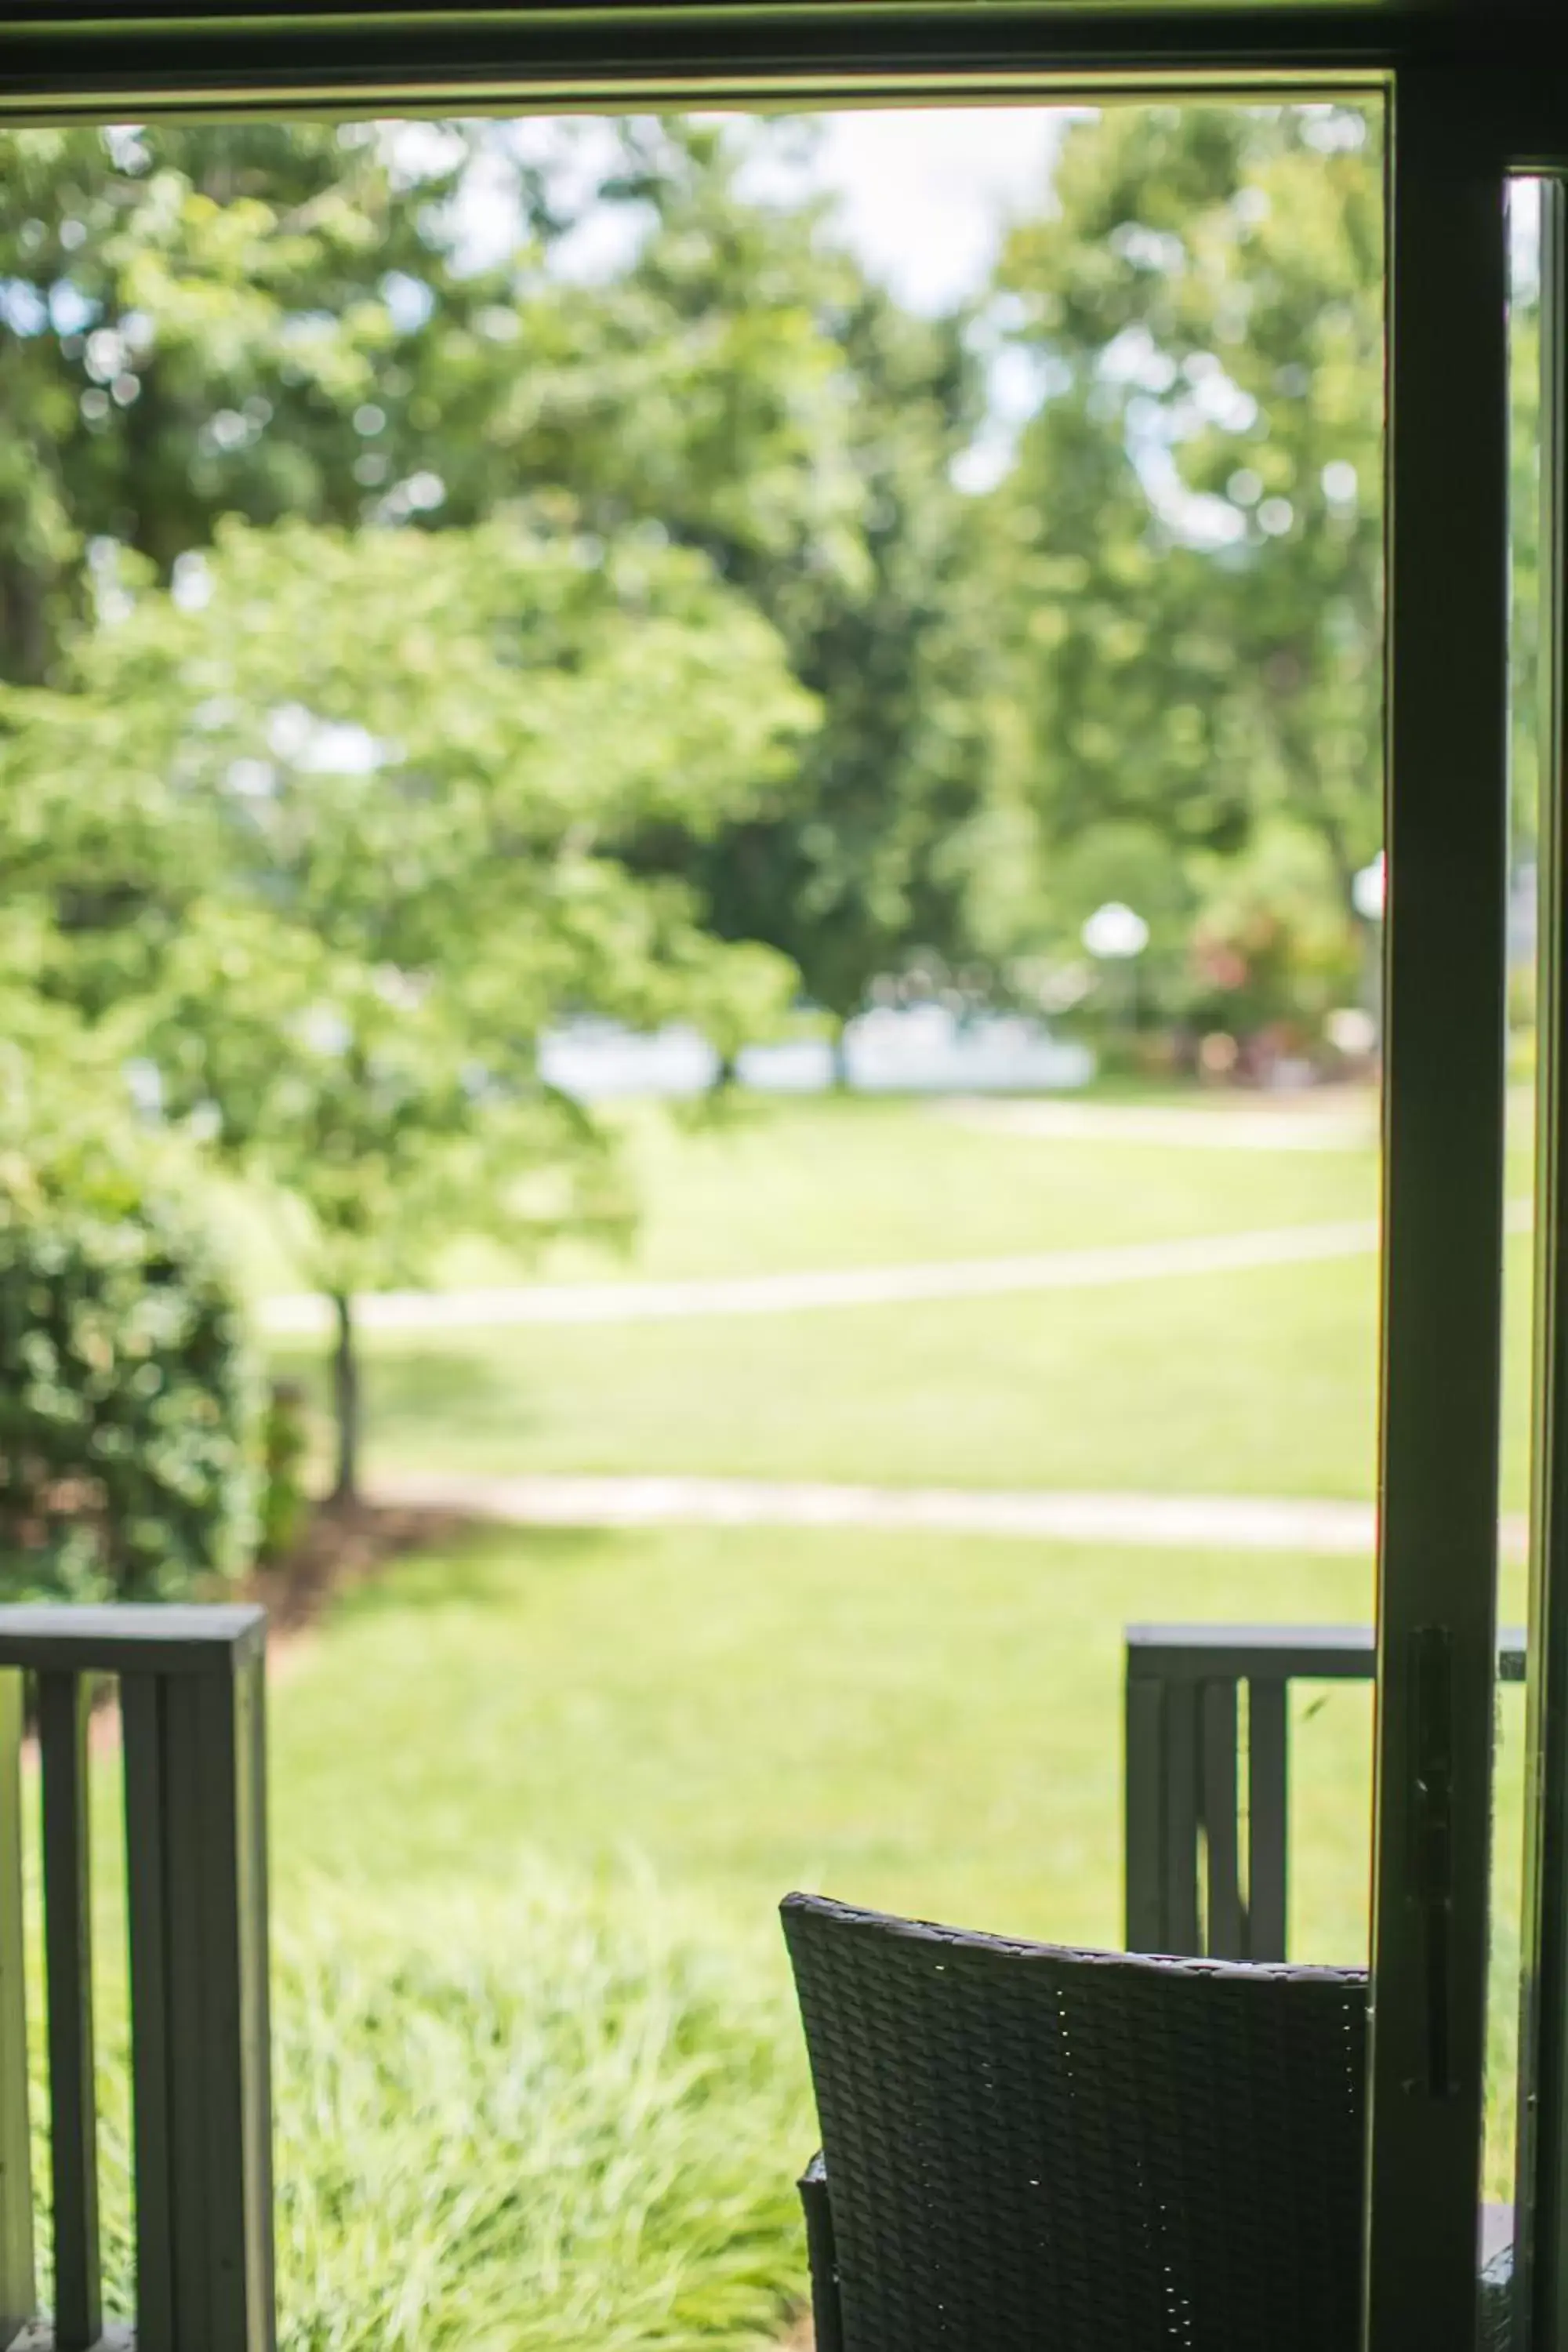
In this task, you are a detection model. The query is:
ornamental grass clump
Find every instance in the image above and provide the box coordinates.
[0,1138,257,1599]
[75,1871,809,2352]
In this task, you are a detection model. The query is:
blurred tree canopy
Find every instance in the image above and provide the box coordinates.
[0,122,490,680]
[0,118,1020,1051]
[468,122,1022,1041]
[0,511,812,1497]
[0,104,1399,1076]
[0,105,1412,1385]
[992,100,1385,1044]
[0,97,1416,1523]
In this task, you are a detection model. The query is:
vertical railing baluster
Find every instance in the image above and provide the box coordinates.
[1247,1676,1290,1962]
[123,1649,275,2352]
[1200,1679,1246,1960]
[1161,1679,1202,1956]
[0,1668,34,2352]
[1124,1671,1167,1952]
[235,1650,275,2352]
[122,1673,175,2352]
[39,1670,101,2351]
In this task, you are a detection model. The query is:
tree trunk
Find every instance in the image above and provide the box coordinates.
[329,1290,360,1508]
[829,1018,852,1092]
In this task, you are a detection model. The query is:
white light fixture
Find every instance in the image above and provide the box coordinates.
[1352,852,1386,922]
[1081,902,1150,960]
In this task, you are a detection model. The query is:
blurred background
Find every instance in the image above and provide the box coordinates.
[0,100,1541,2351]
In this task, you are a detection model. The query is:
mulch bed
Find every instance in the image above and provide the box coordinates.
[245,1497,474,1639]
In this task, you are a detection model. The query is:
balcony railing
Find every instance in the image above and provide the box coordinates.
[1125,1622,1528,1962]
[0,1604,274,2352]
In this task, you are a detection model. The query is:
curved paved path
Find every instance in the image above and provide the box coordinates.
[262,1200,1530,1338]
[263,1215,1383,1337]
[947,1098,1376,1152]
[372,1468,1530,1559]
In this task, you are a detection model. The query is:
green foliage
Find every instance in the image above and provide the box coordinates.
[0,510,811,1280]
[74,1874,807,2351]
[0,1131,256,1599]
[0,507,812,1491]
[572,127,1013,1022]
[994,102,1385,1032]
[0,115,1023,1030]
[0,120,491,682]
[1183,820,1363,1041]
[390,118,1021,1023]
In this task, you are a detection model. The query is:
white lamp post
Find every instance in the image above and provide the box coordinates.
[1351,852,1385,1054]
[1352,852,1386,923]
[1082,902,1150,1043]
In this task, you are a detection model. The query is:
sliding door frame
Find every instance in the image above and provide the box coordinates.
[1367,67,1512,2352]
[2,17,1563,2352]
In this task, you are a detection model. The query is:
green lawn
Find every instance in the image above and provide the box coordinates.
[237,1092,1385,1296]
[338,1255,1384,1497]
[56,1514,1526,2347]
[194,1088,1537,2341]
[269,1523,1383,1957]
[263,1522,1382,2342]
[258,1094,1539,1506]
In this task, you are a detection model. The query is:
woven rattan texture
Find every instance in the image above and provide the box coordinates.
[782,1892,1368,2352]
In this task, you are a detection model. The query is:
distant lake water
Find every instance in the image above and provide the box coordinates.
[539,1006,1094,1102]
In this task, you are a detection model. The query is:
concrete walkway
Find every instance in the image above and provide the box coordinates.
[262,1196,1534,1338]
[946,1097,1377,1152]
[262,1214,1385,1337]
[371,1468,1530,1559]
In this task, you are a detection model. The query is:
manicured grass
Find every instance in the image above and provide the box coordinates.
[269,1234,1540,1510]
[335,1253,1383,1497]
[258,1094,1540,1508]
[193,1088,1537,2334]
[40,1518,1528,2347]
[265,1521,1530,2238]
[238,1092,1384,1299]
[268,1523,1384,1958]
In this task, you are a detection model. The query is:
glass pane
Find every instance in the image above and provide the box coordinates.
[0,97,1399,2347]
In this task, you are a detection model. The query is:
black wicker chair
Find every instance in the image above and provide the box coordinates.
[782,1890,1490,2352]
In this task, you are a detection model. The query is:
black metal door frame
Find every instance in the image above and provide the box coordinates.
[1369,70,1512,2352]
[1,16,1563,2352]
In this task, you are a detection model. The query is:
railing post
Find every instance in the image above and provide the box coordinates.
[1246,1676,1290,1962]
[1125,1669,1167,1952]
[39,1671,102,2352]
[1160,1680,1202,1955]
[0,1668,34,2352]
[122,1635,274,2352]
[1200,1679,1246,1960]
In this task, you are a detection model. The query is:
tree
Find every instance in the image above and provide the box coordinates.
[0,120,512,681]
[440,120,1024,1051]
[0,512,815,1498]
[992,102,1385,1036]
[1,117,1025,1044]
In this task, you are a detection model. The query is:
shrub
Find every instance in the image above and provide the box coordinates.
[0,1144,257,1600]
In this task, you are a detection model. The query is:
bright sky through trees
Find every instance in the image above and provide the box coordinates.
[459,108,1071,312]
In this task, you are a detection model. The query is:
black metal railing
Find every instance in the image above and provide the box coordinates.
[0,1604,274,2352]
[1125,1622,1526,1963]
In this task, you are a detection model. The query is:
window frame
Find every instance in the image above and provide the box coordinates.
[2,14,1563,2350]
